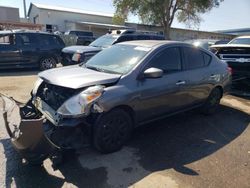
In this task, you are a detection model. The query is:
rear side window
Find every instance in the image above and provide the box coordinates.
[183,47,211,70]
[148,47,182,73]
[203,52,211,66]
[39,34,62,46]
[55,36,65,46]
[17,33,36,46]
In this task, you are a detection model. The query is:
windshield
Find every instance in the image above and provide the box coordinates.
[89,35,118,48]
[85,44,151,74]
[229,38,250,45]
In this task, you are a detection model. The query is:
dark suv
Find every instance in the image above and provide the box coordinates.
[0,30,65,70]
[61,29,165,66]
[64,30,95,45]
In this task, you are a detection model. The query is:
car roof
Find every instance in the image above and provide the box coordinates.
[235,35,250,39]
[0,30,53,35]
[118,40,186,48]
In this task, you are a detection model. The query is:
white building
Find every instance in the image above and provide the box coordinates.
[0,6,20,22]
[27,3,234,40]
[27,3,129,36]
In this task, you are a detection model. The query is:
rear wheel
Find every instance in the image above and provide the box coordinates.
[202,87,222,115]
[39,57,57,70]
[93,109,133,153]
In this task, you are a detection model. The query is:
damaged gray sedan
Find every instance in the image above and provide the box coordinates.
[1,40,231,164]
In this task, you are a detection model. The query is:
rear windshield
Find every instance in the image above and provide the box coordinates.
[89,35,118,48]
[229,38,250,45]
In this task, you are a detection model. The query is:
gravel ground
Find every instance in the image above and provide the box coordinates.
[0,69,249,188]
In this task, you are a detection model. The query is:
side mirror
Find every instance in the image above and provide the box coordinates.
[143,67,163,79]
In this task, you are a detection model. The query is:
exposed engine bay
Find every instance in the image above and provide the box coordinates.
[36,82,79,111]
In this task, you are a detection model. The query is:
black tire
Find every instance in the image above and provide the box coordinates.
[39,57,57,70]
[202,87,222,115]
[23,153,48,166]
[93,109,133,153]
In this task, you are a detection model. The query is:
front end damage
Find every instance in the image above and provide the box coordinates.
[0,94,59,164]
[0,90,99,164]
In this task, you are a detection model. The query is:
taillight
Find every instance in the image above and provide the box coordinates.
[227,66,233,75]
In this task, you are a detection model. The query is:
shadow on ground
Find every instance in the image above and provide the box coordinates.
[0,68,39,77]
[1,104,249,188]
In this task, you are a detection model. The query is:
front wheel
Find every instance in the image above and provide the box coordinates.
[39,57,57,70]
[23,153,48,166]
[93,109,133,153]
[201,87,222,115]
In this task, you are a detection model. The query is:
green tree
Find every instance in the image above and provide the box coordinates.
[112,14,126,25]
[113,0,223,39]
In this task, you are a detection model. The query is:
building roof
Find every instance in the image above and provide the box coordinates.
[0,5,19,9]
[28,3,114,18]
[75,21,131,29]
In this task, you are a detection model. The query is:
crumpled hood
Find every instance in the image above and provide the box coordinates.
[62,45,101,54]
[39,66,121,89]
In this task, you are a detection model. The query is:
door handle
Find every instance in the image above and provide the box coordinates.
[176,80,186,85]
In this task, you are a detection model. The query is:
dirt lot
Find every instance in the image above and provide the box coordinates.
[0,69,250,188]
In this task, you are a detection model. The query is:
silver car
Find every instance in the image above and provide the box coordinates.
[1,40,231,164]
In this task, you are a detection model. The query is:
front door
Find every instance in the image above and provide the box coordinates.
[0,34,21,68]
[136,47,192,122]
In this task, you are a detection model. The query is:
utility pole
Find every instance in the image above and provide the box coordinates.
[23,0,27,18]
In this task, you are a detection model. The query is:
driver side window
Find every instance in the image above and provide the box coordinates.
[148,47,182,73]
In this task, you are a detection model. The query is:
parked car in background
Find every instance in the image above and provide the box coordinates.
[61,29,165,66]
[2,40,231,164]
[214,39,230,45]
[0,30,65,70]
[210,36,250,88]
[185,39,218,50]
[64,30,95,45]
[185,39,230,51]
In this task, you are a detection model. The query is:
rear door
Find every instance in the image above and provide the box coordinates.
[181,46,213,104]
[39,34,64,59]
[15,33,40,66]
[0,34,21,68]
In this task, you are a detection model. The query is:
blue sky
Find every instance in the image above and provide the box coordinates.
[0,0,249,31]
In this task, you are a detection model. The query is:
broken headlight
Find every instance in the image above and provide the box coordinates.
[57,85,104,117]
[32,78,43,96]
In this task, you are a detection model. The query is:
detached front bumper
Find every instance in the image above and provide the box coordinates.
[0,94,59,164]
